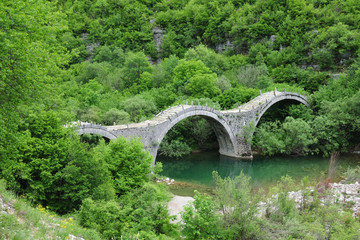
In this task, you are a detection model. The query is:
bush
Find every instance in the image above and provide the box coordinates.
[121,95,157,122]
[254,117,315,156]
[158,139,192,158]
[79,183,177,239]
[93,137,153,195]
[181,191,222,240]
[216,86,258,109]
[213,171,261,239]
[236,64,268,88]
[344,166,360,183]
[102,108,130,125]
[1,111,112,214]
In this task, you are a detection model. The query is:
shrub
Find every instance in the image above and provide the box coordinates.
[93,137,153,195]
[102,108,130,125]
[181,191,222,240]
[213,171,261,239]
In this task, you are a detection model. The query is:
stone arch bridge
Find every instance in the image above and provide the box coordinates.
[76,90,309,164]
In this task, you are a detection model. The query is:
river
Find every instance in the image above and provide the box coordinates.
[157,152,360,196]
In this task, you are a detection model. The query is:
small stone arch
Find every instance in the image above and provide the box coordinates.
[255,93,310,127]
[154,108,239,161]
[78,127,117,140]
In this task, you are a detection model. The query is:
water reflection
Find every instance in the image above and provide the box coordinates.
[159,152,253,186]
[218,155,253,179]
[158,152,360,190]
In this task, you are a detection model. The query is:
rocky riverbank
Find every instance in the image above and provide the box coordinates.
[168,181,360,223]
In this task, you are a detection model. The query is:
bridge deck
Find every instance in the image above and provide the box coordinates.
[106,105,193,130]
[81,90,307,130]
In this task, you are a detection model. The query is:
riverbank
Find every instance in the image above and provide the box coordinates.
[258,181,360,218]
[167,181,360,224]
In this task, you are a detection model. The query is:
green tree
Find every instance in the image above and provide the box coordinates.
[184,44,230,75]
[94,137,153,195]
[121,95,157,122]
[161,30,185,58]
[216,86,258,109]
[102,108,130,125]
[93,45,125,67]
[235,64,268,88]
[171,59,213,93]
[158,138,192,158]
[123,51,152,89]
[1,111,111,213]
[80,183,177,239]
[0,0,67,165]
[254,117,315,156]
[185,73,221,98]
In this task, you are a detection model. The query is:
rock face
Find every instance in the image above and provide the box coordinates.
[152,26,166,54]
[81,33,99,61]
[215,40,234,52]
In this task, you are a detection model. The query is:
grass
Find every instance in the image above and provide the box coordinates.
[0,179,102,240]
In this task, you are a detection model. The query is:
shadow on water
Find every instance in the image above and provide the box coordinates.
[158,152,360,197]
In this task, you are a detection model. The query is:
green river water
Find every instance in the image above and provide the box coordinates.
[157,152,360,196]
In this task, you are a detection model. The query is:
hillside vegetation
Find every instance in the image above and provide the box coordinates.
[0,0,359,239]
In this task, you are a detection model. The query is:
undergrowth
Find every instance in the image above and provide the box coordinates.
[0,179,102,240]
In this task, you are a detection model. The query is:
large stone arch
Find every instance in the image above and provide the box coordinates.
[154,109,239,160]
[255,93,310,127]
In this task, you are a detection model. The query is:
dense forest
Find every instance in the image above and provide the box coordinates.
[1,0,360,239]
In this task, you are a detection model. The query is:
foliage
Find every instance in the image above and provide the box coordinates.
[122,51,152,91]
[79,183,177,239]
[2,0,360,238]
[216,75,232,92]
[216,86,258,109]
[171,59,214,94]
[0,0,67,168]
[1,111,112,214]
[158,138,192,159]
[0,180,102,240]
[261,175,360,239]
[254,117,315,156]
[213,171,261,239]
[181,191,222,240]
[184,44,231,75]
[344,166,360,184]
[102,108,130,125]
[235,64,269,88]
[185,73,221,98]
[158,116,218,158]
[121,95,157,122]
[94,137,153,196]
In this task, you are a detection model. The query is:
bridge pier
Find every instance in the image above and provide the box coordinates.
[235,139,253,159]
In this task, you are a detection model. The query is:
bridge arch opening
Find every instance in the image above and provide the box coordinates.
[255,94,310,127]
[252,96,311,155]
[256,99,309,127]
[157,116,218,157]
[80,133,111,146]
[155,110,238,162]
